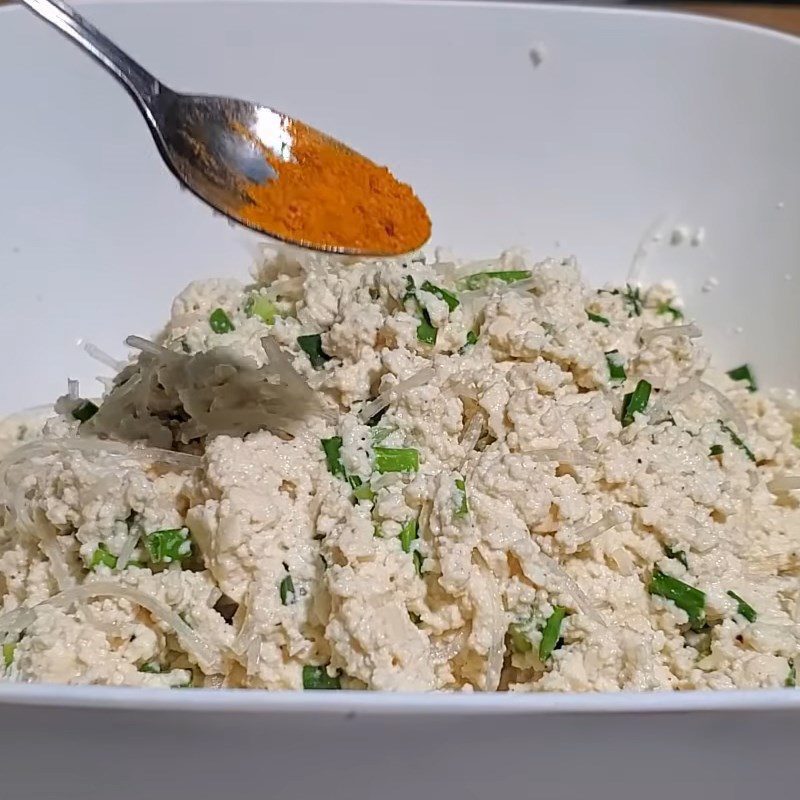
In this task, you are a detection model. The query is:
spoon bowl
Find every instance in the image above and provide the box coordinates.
[19,0,430,257]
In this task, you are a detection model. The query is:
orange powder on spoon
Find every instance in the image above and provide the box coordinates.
[232,119,431,256]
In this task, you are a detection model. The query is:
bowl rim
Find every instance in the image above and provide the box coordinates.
[4,0,800,48]
[1,683,800,714]
[3,0,799,714]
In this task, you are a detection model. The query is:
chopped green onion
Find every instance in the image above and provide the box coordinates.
[139,661,162,674]
[719,421,756,462]
[371,427,393,445]
[416,312,438,345]
[727,364,757,393]
[3,643,16,668]
[605,350,626,382]
[302,664,341,690]
[209,307,234,334]
[539,606,568,661]
[323,444,373,501]
[586,310,610,326]
[787,659,797,688]
[621,379,652,427]
[403,275,417,303]
[404,276,438,345]
[280,574,295,606]
[399,518,418,553]
[709,444,724,457]
[90,543,117,570]
[649,569,706,630]
[145,528,191,564]
[321,437,346,479]
[72,400,99,423]
[623,285,643,317]
[664,545,688,568]
[246,294,278,325]
[454,478,469,516]
[458,270,532,291]
[508,622,533,654]
[375,447,419,473]
[464,330,478,347]
[727,590,757,623]
[297,334,331,369]
[350,477,375,502]
[412,549,424,577]
[420,280,459,311]
[656,301,684,321]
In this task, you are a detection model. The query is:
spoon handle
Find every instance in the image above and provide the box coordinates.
[19,0,165,115]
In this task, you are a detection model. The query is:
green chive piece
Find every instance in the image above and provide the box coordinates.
[404,275,439,345]
[649,569,706,630]
[416,313,438,345]
[350,477,375,502]
[302,664,341,690]
[246,294,278,325]
[375,447,419,473]
[3,643,16,668]
[464,330,478,347]
[72,400,99,423]
[412,549,424,577]
[508,623,533,654]
[656,301,684,321]
[297,334,331,369]
[664,545,688,568]
[280,574,295,606]
[371,427,393,445]
[586,310,610,326]
[420,280,459,311]
[399,518,418,553]
[605,350,626,382]
[403,274,417,303]
[539,606,568,661]
[787,659,797,688]
[145,528,191,564]
[710,444,724,457]
[345,473,373,503]
[727,364,757,392]
[623,285,643,317]
[321,437,346,479]
[90,543,118,570]
[719,421,756,462]
[139,661,162,674]
[621,379,652,427]
[454,478,469,516]
[209,307,234,334]
[727,590,757,623]
[458,270,532,291]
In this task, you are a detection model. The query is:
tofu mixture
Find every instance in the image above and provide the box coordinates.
[1,248,799,692]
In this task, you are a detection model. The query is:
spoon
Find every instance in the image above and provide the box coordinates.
[19,0,431,256]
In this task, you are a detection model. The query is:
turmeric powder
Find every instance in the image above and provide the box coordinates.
[232,118,431,256]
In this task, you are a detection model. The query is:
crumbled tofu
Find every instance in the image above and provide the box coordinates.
[1,248,798,693]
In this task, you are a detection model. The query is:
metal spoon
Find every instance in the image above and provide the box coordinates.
[19,0,430,256]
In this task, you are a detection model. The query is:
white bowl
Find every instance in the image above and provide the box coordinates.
[1,2,799,798]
